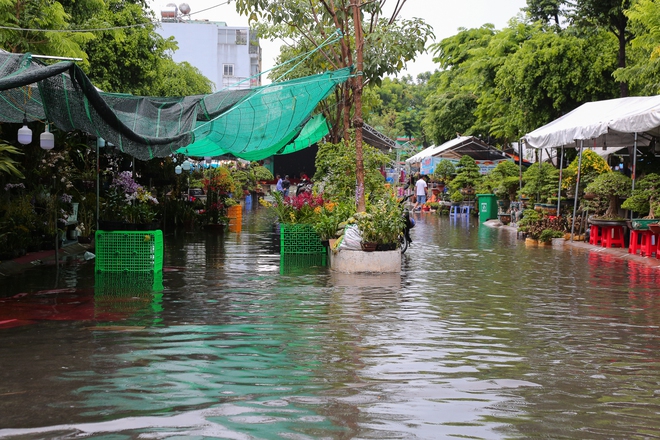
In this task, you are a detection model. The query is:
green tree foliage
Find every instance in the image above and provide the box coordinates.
[584,171,631,219]
[423,23,532,144]
[367,75,431,147]
[423,19,619,144]
[0,0,93,61]
[234,0,433,142]
[448,155,482,192]
[492,27,618,137]
[614,0,660,95]
[432,159,456,185]
[525,0,565,26]
[0,0,212,96]
[622,173,660,218]
[314,139,389,202]
[571,0,631,97]
[480,160,520,201]
[520,162,559,203]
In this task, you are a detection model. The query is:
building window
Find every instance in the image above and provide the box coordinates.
[223,64,234,77]
[236,30,247,45]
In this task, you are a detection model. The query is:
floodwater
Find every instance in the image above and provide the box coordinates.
[1,208,660,439]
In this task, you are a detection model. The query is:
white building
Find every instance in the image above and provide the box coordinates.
[155,3,262,91]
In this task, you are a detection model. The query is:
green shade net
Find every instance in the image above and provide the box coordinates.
[0,52,350,161]
[277,113,329,156]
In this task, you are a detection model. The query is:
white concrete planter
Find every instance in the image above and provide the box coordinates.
[329,248,401,273]
[551,237,565,248]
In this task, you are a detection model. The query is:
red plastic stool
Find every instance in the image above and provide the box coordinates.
[589,225,602,246]
[640,231,656,257]
[601,225,625,248]
[629,229,644,254]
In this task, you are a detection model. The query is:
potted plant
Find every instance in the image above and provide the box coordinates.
[539,228,565,245]
[100,171,160,230]
[450,190,464,206]
[622,173,660,229]
[520,162,559,205]
[432,159,456,192]
[448,155,482,201]
[583,172,632,222]
[202,166,236,229]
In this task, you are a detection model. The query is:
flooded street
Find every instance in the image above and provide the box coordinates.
[1,208,660,439]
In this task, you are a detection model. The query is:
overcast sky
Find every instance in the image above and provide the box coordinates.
[149,0,529,80]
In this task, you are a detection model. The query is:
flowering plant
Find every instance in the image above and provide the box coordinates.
[57,193,75,227]
[103,171,159,224]
[263,190,327,224]
[201,167,236,224]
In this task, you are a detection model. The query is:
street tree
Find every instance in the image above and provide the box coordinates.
[614,0,660,95]
[0,0,93,61]
[234,0,432,211]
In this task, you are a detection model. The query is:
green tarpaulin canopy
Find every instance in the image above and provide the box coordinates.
[0,52,349,160]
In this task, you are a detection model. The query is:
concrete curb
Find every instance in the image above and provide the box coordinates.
[484,220,660,269]
[0,242,94,277]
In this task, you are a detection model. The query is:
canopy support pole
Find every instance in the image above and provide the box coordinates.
[630,132,638,220]
[570,140,584,241]
[557,146,564,215]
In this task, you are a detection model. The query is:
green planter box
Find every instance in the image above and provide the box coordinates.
[630,218,658,230]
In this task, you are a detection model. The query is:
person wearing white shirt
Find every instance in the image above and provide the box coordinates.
[413,175,428,211]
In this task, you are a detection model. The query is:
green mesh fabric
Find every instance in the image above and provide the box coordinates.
[278,114,328,156]
[0,52,350,160]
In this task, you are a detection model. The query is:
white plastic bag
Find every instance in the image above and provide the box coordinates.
[339,224,363,251]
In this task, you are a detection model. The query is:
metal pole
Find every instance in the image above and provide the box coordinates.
[53,175,59,267]
[570,140,584,241]
[556,145,564,215]
[630,132,638,219]
[96,142,100,232]
[518,138,524,198]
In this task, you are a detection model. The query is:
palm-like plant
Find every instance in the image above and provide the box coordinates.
[0,142,24,178]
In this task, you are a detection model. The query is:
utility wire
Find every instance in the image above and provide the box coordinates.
[0,0,236,32]
[0,23,147,32]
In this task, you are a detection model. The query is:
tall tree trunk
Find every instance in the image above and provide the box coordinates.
[351,0,365,212]
[616,19,628,97]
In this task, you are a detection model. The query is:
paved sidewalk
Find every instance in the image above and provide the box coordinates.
[485,220,660,270]
[0,242,94,277]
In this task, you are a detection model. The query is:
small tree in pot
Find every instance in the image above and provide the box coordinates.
[583,172,632,220]
[448,155,482,196]
[622,173,660,219]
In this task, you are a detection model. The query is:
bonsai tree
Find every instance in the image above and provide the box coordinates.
[583,171,632,219]
[432,159,456,186]
[520,162,559,203]
[448,155,482,194]
[480,160,520,201]
[622,173,660,218]
[450,190,464,204]
[231,162,274,194]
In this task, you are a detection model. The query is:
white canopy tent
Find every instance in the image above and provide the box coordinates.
[406,135,508,164]
[522,95,660,237]
[523,96,660,150]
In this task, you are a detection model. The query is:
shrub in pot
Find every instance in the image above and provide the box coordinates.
[622,173,660,219]
[583,171,631,220]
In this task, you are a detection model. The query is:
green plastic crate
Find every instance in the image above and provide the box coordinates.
[280,253,327,274]
[95,230,163,272]
[280,223,325,255]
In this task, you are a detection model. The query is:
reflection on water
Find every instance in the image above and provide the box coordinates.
[1,209,660,439]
